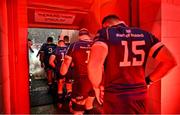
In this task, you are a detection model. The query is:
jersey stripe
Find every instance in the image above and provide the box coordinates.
[149,42,164,57]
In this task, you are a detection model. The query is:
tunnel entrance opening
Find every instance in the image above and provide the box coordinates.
[28,28,79,113]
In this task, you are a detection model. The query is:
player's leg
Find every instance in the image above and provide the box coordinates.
[65,67,73,100]
[71,98,85,115]
[44,62,52,85]
[65,79,72,101]
[70,78,86,114]
[57,72,65,108]
[47,69,53,85]
[84,96,95,114]
[83,79,96,114]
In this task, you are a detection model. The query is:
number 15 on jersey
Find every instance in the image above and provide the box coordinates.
[120,40,145,67]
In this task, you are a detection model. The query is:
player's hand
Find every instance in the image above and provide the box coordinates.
[100,85,104,102]
[94,86,103,105]
[41,63,44,68]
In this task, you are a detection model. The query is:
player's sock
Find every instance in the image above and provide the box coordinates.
[84,108,95,114]
[57,93,64,109]
[65,92,72,102]
[48,83,53,94]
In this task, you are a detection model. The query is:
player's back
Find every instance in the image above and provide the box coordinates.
[102,23,159,93]
[42,43,57,60]
[68,40,92,77]
[54,46,67,68]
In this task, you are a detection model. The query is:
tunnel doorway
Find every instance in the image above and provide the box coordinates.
[28,28,78,113]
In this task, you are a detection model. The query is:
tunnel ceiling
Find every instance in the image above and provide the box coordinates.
[27,0,95,28]
[28,0,94,12]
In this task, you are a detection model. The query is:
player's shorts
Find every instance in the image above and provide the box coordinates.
[65,67,74,83]
[103,90,147,114]
[55,69,67,80]
[72,76,95,101]
[44,61,54,71]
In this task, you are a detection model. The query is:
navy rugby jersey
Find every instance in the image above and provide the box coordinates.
[40,43,57,63]
[52,46,68,69]
[95,23,163,94]
[66,40,93,77]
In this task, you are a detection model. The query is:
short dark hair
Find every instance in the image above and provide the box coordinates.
[79,28,89,36]
[63,35,69,42]
[47,37,53,42]
[102,14,120,25]
[58,39,65,43]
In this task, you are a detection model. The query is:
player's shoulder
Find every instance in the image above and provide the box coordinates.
[94,28,108,42]
[50,43,57,47]
[41,43,47,47]
[69,41,76,47]
[67,42,77,50]
[97,27,107,35]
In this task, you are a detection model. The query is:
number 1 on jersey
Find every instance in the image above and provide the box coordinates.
[85,50,90,63]
[61,52,65,61]
[120,41,131,66]
[120,40,145,67]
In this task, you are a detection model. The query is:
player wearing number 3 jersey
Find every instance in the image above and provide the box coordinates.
[60,28,95,114]
[88,15,177,114]
[39,37,57,85]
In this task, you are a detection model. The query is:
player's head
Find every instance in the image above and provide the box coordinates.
[78,28,91,41]
[63,35,70,43]
[58,35,61,40]
[102,14,121,28]
[28,39,33,47]
[47,36,53,43]
[57,40,65,47]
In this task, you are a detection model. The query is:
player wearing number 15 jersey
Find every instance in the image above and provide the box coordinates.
[88,15,176,114]
[60,28,95,114]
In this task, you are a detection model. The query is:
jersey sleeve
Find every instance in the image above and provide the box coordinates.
[39,43,46,52]
[66,42,75,57]
[52,44,57,53]
[148,33,164,58]
[51,48,56,55]
[94,28,108,43]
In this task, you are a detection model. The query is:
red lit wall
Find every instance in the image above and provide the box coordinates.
[0,0,11,113]
[139,0,161,113]
[0,0,30,113]
[81,0,129,34]
[161,0,180,113]
[8,0,30,113]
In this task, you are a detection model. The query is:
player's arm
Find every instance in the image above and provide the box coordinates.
[147,45,177,84]
[49,55,56,68]
[88,41,108,91]
[88,41,108,104]
[60,55,72,75]
[39,51,44,67]
[38,44,45,63]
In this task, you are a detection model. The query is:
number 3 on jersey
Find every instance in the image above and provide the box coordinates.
[48,48,53,53]
[120,40,145,67]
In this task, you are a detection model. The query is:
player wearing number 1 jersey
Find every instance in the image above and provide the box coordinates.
[88,15,176,114]
[60,28,95,114]
[39,37,57,85]
[49,40,68,108]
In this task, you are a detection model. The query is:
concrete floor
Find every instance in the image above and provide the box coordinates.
[29,77,102,114]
